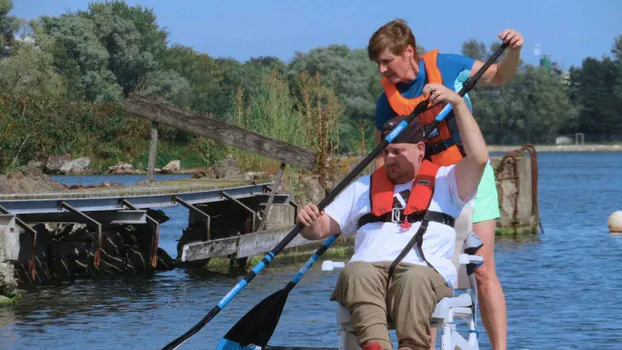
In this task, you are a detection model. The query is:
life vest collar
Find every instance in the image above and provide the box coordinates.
[358,160,454,230]
[370,159,438,216]
[380,49,443,116]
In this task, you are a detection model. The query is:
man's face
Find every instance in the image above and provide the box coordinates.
[382,142,425,183]
[375,46,417,84]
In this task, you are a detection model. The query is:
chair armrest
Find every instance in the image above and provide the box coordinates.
[321,260,345,271]
[458,254,483,266]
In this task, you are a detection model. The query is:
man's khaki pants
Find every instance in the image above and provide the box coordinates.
[331,261,453,350]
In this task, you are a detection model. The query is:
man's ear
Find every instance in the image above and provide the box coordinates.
[417,142,425,160]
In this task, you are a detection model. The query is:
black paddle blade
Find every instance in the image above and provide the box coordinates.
[219,289,290,349]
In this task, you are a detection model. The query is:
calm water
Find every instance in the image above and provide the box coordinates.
[0,153,621,349]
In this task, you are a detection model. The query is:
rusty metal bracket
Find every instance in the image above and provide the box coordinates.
[0,204,37,280]
[518,144,544,233]
[172,196,212,241]
[58,201,103,269]
[219,191,257,231]
[289,199,299,225]
[120,199,160,269]
[257,162,287,232]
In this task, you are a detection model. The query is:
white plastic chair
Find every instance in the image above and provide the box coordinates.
[322,206,483,350]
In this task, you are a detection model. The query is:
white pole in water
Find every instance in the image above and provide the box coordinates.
[608,211,622,234]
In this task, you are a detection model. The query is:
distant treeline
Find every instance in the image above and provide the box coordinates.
[0,0,620,171]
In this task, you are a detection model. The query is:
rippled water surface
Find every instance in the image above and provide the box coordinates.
[1,153,621,349]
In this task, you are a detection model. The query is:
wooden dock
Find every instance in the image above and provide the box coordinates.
[0,176,322,286]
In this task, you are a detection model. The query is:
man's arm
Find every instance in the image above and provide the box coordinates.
[423,84,488,202]
[471,29,524,87]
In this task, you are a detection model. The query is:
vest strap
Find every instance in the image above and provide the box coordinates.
[357,210,455,230]
[387,211,435,280]
[425,137,466,157]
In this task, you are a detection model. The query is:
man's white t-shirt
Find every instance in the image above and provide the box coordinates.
[324,164,472,288]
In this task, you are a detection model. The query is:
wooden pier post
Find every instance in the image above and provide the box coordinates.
[491,145,542,236]
[147,121,158,183]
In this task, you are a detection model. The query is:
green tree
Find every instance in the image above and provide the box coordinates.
[159,45,224,113]
[471,65,577,144]
[0,0,20,57]
[0,38,65,95]
[461,39,488,61]
[38,14,122,102]
[88,0,168,96]
[568,55,621,142]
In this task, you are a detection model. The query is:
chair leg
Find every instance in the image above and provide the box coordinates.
[441,323,453,350]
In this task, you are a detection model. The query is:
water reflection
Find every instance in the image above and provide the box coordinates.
[0,153,621,349]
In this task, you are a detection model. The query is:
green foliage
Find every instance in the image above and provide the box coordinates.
[0,0,620,175]
[0,40,65,95]
[471,66,578,144]
[0,0,20,57]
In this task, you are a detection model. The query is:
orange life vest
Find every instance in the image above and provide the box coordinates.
[357,160,455,230]
[381,49,465,166]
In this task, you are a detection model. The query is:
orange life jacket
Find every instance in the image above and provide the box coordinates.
[357,160,455,230]
[381,49,465,166]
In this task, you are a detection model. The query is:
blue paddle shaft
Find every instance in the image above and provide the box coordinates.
[290,235,338,285]
[217,251,276,309]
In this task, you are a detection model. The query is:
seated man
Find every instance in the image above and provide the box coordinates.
[296,83,489,350]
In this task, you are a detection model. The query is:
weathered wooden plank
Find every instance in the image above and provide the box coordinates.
[124,95,317,170]
[237,227,311,258]
[181,236,238,262]
[180,227,314,262]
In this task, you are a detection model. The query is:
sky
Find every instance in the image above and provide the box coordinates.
[11,0,622,70]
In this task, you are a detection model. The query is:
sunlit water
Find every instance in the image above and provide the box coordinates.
[0,153,621,349]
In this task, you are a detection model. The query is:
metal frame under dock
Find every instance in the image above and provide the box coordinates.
[0,178,313,284]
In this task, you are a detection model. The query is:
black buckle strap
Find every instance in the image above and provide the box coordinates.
[357,210,454,230]
[426,137,457,156]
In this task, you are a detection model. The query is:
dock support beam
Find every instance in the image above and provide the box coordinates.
[172,196,212,241]
[219,191,257,232]
[120,200,160,269]
[0,204,38,280]
[219,191,260,269]
[58,202,103,269]
[257,162,286,232]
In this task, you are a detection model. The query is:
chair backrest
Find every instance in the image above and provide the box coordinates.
[452,206,475,290]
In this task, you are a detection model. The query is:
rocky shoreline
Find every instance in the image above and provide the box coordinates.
[25,144,622,178]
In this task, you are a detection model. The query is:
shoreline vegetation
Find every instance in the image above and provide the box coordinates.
[1,143,618,178]
[0,1,620,178]
[0,143,622,180]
